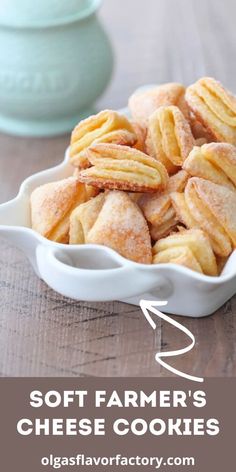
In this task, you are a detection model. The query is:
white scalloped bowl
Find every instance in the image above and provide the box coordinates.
[0,100,236,317]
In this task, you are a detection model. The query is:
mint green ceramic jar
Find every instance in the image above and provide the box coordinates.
[0,0,113,136]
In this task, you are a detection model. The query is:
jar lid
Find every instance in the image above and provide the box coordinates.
[0,0,100,28]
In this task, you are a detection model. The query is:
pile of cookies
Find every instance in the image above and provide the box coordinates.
[31,77,236,276]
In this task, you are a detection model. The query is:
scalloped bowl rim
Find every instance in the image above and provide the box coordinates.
[1,143,236,285]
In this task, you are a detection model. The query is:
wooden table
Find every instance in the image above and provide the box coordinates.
[0,0,235,377]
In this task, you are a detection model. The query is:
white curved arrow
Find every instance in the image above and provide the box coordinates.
[140,300,203,383]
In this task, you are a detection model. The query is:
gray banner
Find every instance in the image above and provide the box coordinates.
[0,378,235,471]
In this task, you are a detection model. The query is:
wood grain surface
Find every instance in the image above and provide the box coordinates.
[0,0,235,377]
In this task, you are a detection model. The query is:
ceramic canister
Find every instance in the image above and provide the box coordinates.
[0,0,113,136]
